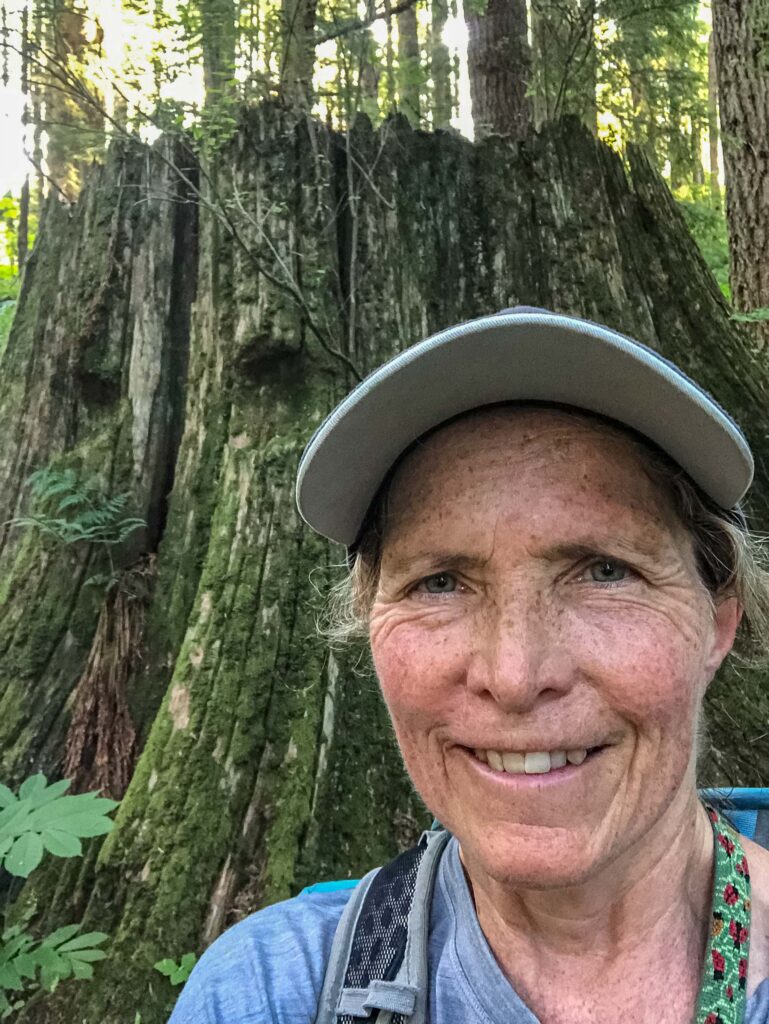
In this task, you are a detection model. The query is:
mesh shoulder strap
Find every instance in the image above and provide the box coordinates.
[314,829,451,1024]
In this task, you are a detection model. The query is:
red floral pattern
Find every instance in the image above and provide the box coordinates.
[696,807,752,1024]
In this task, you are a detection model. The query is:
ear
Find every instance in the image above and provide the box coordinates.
[704,596,743,681]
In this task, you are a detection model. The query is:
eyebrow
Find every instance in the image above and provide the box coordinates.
[383,551,493,577]
[382,535,670,578]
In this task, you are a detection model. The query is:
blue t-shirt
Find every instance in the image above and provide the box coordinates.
[169,838,769,1023]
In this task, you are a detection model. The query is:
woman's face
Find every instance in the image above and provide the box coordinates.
[368,407,740,888]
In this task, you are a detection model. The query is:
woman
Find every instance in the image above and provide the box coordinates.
[170,308,769,1024]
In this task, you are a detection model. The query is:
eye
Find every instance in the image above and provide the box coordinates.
[586,559,630,584]
[415,572,458,595]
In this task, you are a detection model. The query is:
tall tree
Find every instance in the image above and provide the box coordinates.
[431,0,453,129]
[39,0,106,200]
[466,0,531,138]
[708,28,721,208]
[198,0,238,105]
[280,0,318,106]
[712,0,769,318]
[530,0,597,131]
[7,111,769,1024]
[397,3,421,124]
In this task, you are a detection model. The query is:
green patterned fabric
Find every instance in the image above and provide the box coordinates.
[695,805,752,1024]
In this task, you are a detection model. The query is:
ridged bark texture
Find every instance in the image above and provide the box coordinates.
[466,0,531,139]
[3,109,769,1023]
[0,139,197,789]
[712,0,769,315]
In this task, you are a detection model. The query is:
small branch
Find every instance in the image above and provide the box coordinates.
[21,144,71,204]
[315,0,418,45]
[9,33,365,382]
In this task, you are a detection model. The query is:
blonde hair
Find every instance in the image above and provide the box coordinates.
[319,405,769,665]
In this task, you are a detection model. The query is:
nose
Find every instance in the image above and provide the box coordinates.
[465,592,574,713]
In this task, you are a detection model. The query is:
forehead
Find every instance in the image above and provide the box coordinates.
[381,406,682,546]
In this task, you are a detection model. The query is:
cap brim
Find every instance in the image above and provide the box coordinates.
[296,311,753,546]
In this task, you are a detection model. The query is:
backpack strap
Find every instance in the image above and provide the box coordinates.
[753,808,769,849]
[314,828,451,1024]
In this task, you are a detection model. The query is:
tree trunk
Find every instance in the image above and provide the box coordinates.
[42,0,106,200]
[466,0,531,139]
[530,3,549,127]
[384,1,397,112]
[712,0,769,320]
[431,0,453,129]
[279,0,318,107]
[581,0,598,137]
[17,176,29,273]
[7,108,769,1024]
[359,0,381,121]
[691,121,705,187]
[198,0,238,106]
[708,28,721,208]
[397,4,421,125]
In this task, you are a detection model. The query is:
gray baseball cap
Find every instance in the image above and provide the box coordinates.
[296,307,753,548]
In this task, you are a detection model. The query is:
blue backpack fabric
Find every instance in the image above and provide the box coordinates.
[309,788,769,1024]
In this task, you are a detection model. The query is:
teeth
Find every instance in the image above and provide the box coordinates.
[566,748,588,765]
[524,752,551,774]
[502,751,525,773]
[476,747,590,775]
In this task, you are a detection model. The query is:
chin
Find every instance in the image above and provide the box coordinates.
[456,818,604,890]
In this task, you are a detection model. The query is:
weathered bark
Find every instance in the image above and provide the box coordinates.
[712,0,769,321]
[6,108,769,1024]
[397,4,421,125]
[466,0,531,139]
[708,29,721,208]
[0,139,198,788]
[279,0,318,107]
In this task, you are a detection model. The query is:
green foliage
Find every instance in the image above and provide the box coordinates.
[0,301,15,363]
[5,469,146,550]
[0,774,116,1017]
[0,774,118,879]
[0,268,19,303]
[153,952,197,986]
[674,184,731,299]
[0,194,37,275]
[731,308,769,323]
[0,915,109,1016]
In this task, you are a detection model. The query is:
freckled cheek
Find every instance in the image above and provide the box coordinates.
[370,623,470,723]
[573,617,705,728]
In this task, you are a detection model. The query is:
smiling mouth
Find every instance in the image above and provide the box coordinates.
[468,746,605,776]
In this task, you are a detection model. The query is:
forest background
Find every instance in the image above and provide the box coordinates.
[0,0,768,1021]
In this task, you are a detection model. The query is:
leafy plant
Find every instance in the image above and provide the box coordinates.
[730,308,769,323]
[674,184,731,300]
[0,774,118,879]
[0,917,109,1016]
[5,468,146,553]
[154,952,197,987]
[0,774,118,1017]
[0,301,14,362]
